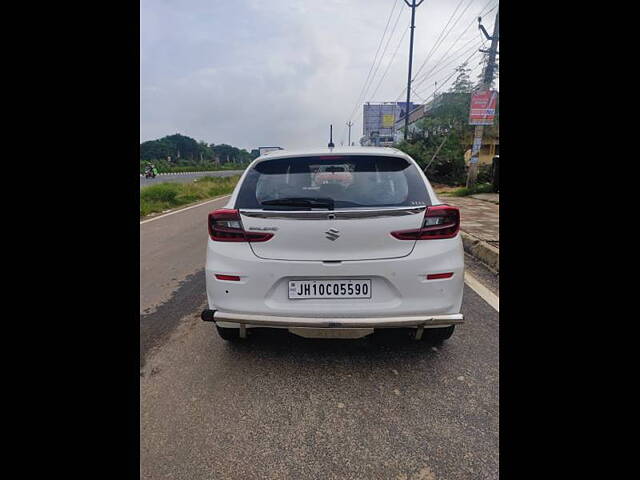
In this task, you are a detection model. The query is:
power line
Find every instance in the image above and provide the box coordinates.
[413,48,481,99]
[412,37,483,94]
[411,0,478,82]
[398,35,480,102]
[411,1,496,89]
[411,0,472,82]
[399,0,497,98]
[365,4,407,103]
[413,89,427,102]
[411,32,481,92]
[393,2,497,144]
[368,19,409,101]
[345,0,399,125]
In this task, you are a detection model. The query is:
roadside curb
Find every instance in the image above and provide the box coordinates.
[469,193,499,204]
[460,231,499,274]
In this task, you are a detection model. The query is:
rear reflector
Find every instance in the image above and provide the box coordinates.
[208,208,274,242]
[215,274,241,281]
[426,272,454,280]
[391,205,460,240]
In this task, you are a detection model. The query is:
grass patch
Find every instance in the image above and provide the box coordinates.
[445,183,495,197]
[140,175,240,217]
[432,184,462,195]
[140,163,248,174]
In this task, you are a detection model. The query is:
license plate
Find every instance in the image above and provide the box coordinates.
[288,279,372,299]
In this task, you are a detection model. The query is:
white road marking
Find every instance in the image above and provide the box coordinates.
[464,272,499,312]
[140,195,231,225]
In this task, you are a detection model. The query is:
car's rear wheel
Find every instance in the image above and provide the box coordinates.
[425,325,455,343]
[216,326,242,342]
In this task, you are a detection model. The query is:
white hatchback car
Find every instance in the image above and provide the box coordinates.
[201,147,464,343]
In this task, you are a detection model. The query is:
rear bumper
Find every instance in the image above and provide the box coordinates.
[205,236,465,318]
[202,309,463,328]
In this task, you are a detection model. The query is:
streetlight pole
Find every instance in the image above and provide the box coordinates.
[403,0,425,141]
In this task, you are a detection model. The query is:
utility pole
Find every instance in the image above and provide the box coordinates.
[466,9,499,188]
[346,121,354,146]
[403,0,425,141]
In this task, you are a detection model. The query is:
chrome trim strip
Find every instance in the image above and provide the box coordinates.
[239,206,427,220]
[213,311,463,328]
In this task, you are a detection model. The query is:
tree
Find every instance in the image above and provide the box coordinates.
[394,62,477,185]
[475,57,499,90]
[140,134,253,166]
[449,62,474,94]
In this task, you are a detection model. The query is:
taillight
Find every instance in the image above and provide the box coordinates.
[208,209,273,242]
[215,274,241,281]
[391,205,460,240]
[426,272,454,280]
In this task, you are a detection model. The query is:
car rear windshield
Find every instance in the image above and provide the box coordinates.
[235,155,430,210]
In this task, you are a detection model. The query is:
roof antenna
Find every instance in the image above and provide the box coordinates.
[328,124,335,148]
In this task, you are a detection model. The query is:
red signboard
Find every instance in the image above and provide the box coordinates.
[469,90,498,125]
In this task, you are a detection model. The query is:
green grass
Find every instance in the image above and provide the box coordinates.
[140,163,248,174]
[445,183,495,197]
[159,164,247,173]
[140,175,241,218]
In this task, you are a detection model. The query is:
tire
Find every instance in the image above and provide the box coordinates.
[216,326,242,342]
[426,325,455,344]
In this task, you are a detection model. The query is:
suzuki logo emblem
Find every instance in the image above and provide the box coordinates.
[325,228,340,241]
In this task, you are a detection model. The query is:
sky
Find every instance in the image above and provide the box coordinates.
[140,0,499,151]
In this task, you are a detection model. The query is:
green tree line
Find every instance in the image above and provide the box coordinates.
[140,134,257,171]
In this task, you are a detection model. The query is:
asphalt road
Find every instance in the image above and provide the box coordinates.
[140,196,499,480]
[140,170,245,188]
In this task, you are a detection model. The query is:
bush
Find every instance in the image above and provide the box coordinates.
[449,182,494,197]
[477,164,493,184]
[395,136,468,186]
[428,157,467,186]
[140,183,181,202]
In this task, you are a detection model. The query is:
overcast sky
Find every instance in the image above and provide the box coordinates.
[141,0,498,151]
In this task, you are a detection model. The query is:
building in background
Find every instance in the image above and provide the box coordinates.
[361,102,415,146]
[464,137,499,165]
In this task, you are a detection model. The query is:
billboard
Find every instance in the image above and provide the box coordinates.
[382,114,395,128]
[362,102,415,140]
[395,102,415,120]
[469,90,498,125]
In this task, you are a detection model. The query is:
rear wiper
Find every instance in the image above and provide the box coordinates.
[261,197,335,210]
